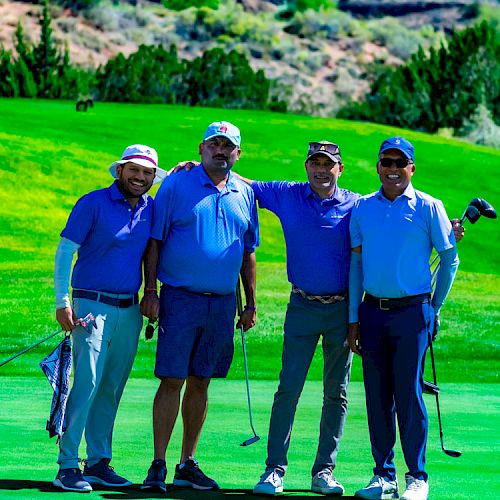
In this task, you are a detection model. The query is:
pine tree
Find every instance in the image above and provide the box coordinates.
[0,46,19,97]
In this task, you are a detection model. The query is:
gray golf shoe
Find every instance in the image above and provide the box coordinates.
[311,468,345,496]
[83,458,132,487]
[253,468,284,496]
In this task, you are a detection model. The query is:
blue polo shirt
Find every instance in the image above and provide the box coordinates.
[252,181,360,295]
[61,182,153,294]
[152,166,259,294]
[349,183,455,298]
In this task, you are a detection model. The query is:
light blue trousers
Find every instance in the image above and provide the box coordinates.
[57,295,142,469]
[266,293,352,477]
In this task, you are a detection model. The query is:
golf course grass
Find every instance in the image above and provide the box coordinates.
[0,99,499,498]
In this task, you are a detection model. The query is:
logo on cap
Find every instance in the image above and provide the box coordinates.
[218,125,228,133]
[395,139,400,145]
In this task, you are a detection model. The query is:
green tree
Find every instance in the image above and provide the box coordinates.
[0,46,19,97]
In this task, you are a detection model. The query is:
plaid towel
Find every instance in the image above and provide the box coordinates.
[40,336,72,439]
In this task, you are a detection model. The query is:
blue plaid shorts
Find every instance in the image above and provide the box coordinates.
[155,285,236,379]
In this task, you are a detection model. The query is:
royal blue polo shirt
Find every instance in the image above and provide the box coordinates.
[349,183,456,298]
[61,182,153,294]
[252,181,360,295]
[152,166,259,295]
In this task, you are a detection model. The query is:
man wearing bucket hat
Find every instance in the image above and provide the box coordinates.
[173,140,464,497]
[140,121,259,493]
[53,144,166,492]
[348,137,459,500]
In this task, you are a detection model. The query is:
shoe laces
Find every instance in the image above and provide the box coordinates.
[406,476,425,491]
[317,469,336,484]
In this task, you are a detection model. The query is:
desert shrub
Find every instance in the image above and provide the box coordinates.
[459,103,500,148]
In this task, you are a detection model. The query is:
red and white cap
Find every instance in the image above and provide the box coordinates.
[109,144,167,185]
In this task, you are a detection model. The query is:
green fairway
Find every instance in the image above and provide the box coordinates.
[0,377,499,499]
[0,98,498,382]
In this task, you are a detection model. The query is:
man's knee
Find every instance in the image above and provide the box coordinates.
[186,376,211,394]
[158,377,185,394]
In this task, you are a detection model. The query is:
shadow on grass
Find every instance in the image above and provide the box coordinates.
[0,480,357,498]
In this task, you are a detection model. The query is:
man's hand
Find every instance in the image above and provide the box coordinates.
[56,307,77,332]
[348,322,361,355]
[432,315,440,341]
[170,160,200,174]
[451,218,465,243]
[140,292,160,320]
[236,309,256,332]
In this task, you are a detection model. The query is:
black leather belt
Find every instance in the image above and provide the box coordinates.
[162,284,228,297]
[364,293,430,311]
[73,290,139,308]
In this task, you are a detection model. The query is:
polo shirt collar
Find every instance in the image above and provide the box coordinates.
[376,182,416,202]
[109,181,148,206]
[306,183,342,203]
[199,164,239,192]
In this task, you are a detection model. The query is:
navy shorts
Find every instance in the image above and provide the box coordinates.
[155,285,236,379]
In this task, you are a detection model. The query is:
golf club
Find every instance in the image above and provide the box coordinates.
[426,196,496,457]
[426,331,462,458]
[431,197,497,286]
[0,328,63,368]
[236,279,260,446]
[0,312,96,368]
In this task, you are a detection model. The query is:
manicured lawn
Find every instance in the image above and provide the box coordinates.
[0,377,499,499]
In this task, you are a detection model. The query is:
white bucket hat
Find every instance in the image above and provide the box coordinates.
[109,144,167,185]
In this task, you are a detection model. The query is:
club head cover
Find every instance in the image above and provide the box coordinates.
[465,205,480,224]
[470,198,497,219]
[79,313,97,334]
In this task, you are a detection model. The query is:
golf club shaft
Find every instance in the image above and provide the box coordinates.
[236,279,258,438]
[0,328,63,368]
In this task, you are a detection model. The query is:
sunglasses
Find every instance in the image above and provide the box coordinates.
[308,142,341,158]
[379,157,412,168]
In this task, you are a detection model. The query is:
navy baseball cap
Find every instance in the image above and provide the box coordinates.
[379,137,414,161]
[203,121,241,147]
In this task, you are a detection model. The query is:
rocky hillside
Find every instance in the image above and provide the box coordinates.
[0,0,497,115]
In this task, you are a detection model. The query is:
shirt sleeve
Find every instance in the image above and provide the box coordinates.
[429,199,455,252]
[349,251,364,323]
[252,181,291,215]
[54,237,80,309]
[432,246,459,315]
[151,175,175,242]
[60,193,97,245]
[244,194,260,253]
[349,200,362,248]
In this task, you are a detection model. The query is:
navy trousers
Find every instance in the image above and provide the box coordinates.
[359,300,434,481]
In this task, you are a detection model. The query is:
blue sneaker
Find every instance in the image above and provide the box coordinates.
[53,468,92,492]
[141,459,167,493]
[83,458,132,487]
[173,459,219,490]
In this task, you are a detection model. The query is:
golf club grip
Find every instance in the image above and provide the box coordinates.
[236,278,244,317]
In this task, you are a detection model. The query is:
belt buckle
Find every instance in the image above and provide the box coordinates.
[379,298,390,311]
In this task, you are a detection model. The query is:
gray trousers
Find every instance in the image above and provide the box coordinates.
[266,292,352,477]
[57,295,142,469]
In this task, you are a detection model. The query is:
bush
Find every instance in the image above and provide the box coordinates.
[339,21,500,134]
[459,104,500,148]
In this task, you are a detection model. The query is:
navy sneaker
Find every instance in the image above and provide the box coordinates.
[173,459,219,490]
[53,468,92,492]
[141,459,167,493]
[83,458,132,487]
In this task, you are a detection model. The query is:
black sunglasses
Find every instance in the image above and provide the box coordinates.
[379,157,412,168]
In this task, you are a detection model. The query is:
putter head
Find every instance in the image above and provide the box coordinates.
[240,435,260,446]
[470,197,497,219]
[464,205,480,224]
[423,380,440,395]
[444,449,462,458]
[79,313,97,334]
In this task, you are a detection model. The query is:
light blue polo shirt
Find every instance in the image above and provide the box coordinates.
[253,181,360,295]
[61,182,153,294]
[152,166,259,294]
[349,183,455,298]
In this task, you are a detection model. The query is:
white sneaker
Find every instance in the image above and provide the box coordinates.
[400,475,428,500]
[253,469,284,496]
[355,475,399,499]
[311,469,345,495]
